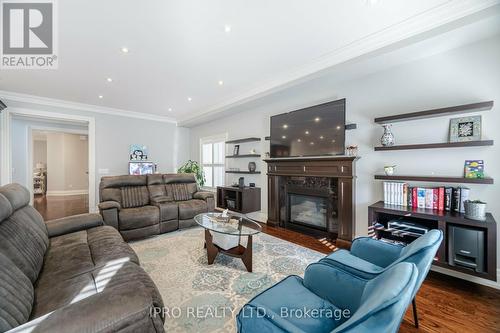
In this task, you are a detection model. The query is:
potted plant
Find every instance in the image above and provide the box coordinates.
[177,160,206,187]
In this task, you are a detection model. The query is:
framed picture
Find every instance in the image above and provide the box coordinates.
[464,160,484,179]
[449,116,481,142]
[233,145,240,156]
[130,144,148,161]
[129,162,154,175]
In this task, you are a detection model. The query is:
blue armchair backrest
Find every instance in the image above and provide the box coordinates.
[389,229,443,294]
[332,262,418,333]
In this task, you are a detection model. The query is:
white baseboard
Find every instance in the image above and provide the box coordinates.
[46,189,89,196]
[431,266,500,290]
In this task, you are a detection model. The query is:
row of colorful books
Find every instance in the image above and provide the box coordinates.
[383,182,470,213]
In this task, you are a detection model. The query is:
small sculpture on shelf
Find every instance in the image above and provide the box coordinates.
[346,145,358,156]
[384,165,396,176]
[380,124,395,146]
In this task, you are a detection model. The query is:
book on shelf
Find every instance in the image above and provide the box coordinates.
[383,182,471,212]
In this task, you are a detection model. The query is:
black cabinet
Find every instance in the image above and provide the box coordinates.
[216,186,261,214]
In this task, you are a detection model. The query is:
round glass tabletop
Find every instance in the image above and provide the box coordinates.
[194,212,262,236]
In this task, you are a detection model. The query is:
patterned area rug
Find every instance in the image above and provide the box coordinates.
[130,227,325,332]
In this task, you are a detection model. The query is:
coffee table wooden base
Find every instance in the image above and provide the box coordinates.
[204,229,253,272]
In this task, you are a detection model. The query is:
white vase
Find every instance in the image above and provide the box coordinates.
[381,124,395,146]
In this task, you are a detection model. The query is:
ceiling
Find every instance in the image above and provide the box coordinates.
[0,0,499,126]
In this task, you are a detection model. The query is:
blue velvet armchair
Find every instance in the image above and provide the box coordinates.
[236,262,418,333]
[320,229,443,327]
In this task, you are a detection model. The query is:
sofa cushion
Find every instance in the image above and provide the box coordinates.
[121,186,150,208]
[0,193,13,221]
[0,253,34,332]
[156,201,179,221]
[87,226,139,266]
[32,261,163,319]
[119,206,159,230]
[0,206,49,283]
[244,275,341,333]
[178,199,208,220]
[171,183,191,201]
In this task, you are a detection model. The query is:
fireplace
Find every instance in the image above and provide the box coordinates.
[265,156,357,246]
[289,194,327,230]
[281,176,338,237]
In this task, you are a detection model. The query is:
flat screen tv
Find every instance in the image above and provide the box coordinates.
[270,98,346,158]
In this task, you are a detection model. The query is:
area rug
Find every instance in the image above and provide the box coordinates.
[130,227,325,332]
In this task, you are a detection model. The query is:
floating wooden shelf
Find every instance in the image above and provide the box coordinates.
[374,101,493,124]
[374,140,494,151]
[226,171,261,174]
[226,137,261,144]
[226,154,261,158]
[374,175,494,184]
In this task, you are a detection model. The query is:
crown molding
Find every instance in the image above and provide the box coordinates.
[178,0,500,127]
[0,90,177,124]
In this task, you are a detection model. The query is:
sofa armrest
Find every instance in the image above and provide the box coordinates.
[193,191,214,200]
[303,262,367,311]
[46,213,104,238]
[7,285,164,333]
[98,200,121,211]
[350,237,403,268]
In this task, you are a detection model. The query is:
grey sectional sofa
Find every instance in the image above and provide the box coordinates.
[99,173,215,241]
[0,183,165,333]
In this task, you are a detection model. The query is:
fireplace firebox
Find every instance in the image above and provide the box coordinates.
[289,194,327,230]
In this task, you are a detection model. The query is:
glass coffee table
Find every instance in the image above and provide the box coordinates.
[194,212,262,272]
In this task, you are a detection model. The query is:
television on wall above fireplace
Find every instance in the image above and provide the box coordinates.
[270,98,346,158]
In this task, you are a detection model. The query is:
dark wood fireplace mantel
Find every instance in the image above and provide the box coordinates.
[264,156,358,246]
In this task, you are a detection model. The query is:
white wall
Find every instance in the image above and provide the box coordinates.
[189,36,500,277]
[32,140,47,170]
[45,132,89,194]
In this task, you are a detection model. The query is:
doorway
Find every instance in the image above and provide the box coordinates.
[31,129,89,220]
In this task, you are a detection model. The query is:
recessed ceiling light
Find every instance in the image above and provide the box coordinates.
[315,117,321,122]
[310,142,315,145]
[121,47,129,53]
[305,130,309,135]
[98,95,103,99]
[282,135,286,139]
[297,139,302,142]
[283,124,288,129]
[336,125,342,130]
[224,24,232,33]
[332,139,336,143]
[319,136,324,139]
[106,77,113,82]
[168,108,173,112]
[218,80,224,86]
[187,97,192,102]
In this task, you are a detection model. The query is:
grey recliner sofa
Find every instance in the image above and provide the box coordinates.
[98,173,215,241]
[0,184,165,333]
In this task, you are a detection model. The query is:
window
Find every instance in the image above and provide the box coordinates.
[200,137,225,188]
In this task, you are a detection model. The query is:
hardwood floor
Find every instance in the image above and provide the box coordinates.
[35,195,500,333]
[34,194,89,220]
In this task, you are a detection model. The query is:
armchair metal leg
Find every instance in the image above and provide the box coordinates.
[412,298,419,328]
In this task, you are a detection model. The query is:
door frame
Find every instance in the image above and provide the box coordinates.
[0,107,97,212]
